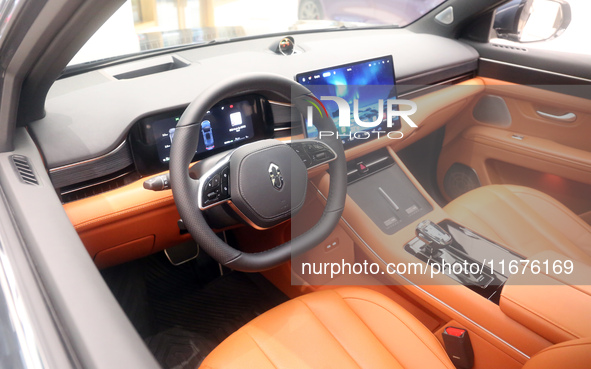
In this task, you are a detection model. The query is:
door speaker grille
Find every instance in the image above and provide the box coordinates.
[443,163,480,199]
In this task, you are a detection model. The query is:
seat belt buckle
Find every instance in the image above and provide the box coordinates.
[442,326,474,369]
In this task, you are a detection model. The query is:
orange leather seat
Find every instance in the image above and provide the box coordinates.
[522,337,591,369]
[200,287,455,369]
[201,287,591,369]
[444,185,591,264]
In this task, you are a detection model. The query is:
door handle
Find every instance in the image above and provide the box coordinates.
[536,110,577,123]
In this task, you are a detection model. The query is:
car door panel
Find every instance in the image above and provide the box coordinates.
[465,40,591,85]
[438,78,591,221]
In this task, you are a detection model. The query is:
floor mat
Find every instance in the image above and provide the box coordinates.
[145,328,215,369]
[103,252,288,368]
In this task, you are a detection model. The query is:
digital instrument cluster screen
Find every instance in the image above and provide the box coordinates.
[152,99,256,163]
[296,56,398,148]
[129,94,273,176]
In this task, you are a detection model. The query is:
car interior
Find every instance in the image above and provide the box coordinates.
[1,0,591,368]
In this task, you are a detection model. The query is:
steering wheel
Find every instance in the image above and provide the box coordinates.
[169,73,347,272]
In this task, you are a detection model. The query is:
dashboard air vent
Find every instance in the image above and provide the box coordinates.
[11,155,38,185]
[491,43,527,52]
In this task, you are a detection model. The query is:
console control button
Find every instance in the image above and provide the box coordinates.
[357,162,369,173]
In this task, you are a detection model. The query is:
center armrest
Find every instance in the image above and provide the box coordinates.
[500,251,591,343]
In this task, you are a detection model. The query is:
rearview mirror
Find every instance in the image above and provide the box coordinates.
[493,0,571,43]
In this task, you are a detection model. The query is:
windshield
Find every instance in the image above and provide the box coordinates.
[69,0,446,66]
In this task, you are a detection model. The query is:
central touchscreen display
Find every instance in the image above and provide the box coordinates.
[152,99,255,163]
[296,56,397,148]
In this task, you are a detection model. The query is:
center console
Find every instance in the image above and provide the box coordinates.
[347,149,432,234]
[307,145,554,364]
[405,219,522,304]
[343,148,522,304]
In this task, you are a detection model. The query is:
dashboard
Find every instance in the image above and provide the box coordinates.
[130,55,399,177]
[28,29,478,199]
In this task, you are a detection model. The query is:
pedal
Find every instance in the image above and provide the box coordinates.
[164,240,199,266]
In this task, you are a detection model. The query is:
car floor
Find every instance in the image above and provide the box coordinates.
[101,251,289,369]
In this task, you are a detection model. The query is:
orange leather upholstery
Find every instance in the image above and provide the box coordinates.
[500,251,591,343]
[200,287,455,369]
[444,185,591,264]
[523,338,591,369]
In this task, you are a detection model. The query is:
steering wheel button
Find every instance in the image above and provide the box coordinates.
[313,151,327,161]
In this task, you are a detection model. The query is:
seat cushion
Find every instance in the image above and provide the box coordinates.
[444,185,591,263]
[200,287,454,369]
[523,338,591,369]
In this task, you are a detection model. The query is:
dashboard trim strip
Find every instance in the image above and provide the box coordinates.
[48,140,128,173]
[479,58,591,84]
[397,74,474,98]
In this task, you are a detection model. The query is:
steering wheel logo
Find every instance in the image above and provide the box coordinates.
[268,163,284,191]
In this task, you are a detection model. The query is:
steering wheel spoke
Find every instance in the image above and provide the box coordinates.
[288,139,338,170]
[198,155,232,210]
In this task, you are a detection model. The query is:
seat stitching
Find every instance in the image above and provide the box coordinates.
[537,340,591,355]
[510,189,589,228]
[296,298,365,369]
[342,296,455,369]
[242,330,279,369]
[501,296,579,339]
[486,187,586,257]
[454,203,510,246]
[511,188,591,240]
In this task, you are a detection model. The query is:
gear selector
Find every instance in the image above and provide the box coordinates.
[415,220,452,257]
[405,220,523,304]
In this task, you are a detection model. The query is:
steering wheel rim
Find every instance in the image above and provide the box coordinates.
[169,73,347,272]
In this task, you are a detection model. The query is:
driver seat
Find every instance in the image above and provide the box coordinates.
[200,287,591,369]
[200,287,454,369]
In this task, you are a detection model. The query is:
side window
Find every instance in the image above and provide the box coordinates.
[490,0,589,55]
